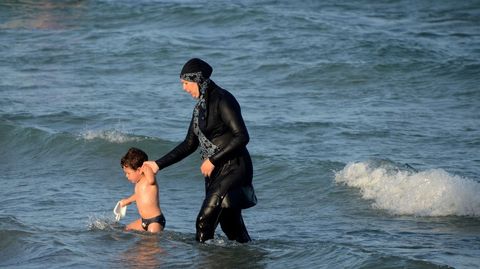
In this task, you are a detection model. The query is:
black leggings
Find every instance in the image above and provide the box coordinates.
[195,194,251,243]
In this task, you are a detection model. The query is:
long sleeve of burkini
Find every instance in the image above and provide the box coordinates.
[155,118,199,170]
[209,94,249,166]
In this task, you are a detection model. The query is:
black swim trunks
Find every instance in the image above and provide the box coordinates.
[141,214,166,231]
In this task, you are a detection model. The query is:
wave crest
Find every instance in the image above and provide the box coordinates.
[335,160,480,217]
[80,130,140,143]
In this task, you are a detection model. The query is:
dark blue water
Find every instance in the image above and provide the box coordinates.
[1,0,480,268]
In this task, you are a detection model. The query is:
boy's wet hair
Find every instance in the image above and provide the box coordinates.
[121,147,148,170]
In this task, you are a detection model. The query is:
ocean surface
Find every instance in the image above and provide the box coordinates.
[1,0,480,268]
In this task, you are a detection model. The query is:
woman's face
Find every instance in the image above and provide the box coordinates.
[181,79,200,99]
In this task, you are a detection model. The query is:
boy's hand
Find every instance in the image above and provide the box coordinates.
[201,159,215,178]
[119,199,129,207]
[143,161,159,174]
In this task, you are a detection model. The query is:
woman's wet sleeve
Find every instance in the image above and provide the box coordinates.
[155,117,199,170]
[209,95,249,166]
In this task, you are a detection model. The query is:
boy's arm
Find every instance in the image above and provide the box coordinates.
[120,194,136,207]
[142,165,155,185]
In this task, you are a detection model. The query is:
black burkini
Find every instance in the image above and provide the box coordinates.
[155,58,256,243]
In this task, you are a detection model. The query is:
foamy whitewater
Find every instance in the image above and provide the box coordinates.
[1,0,479,268]
[335,161,480,217]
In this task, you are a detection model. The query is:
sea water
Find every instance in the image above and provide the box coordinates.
[1,0,479,268]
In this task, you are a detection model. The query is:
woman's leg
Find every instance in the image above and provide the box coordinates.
[219,208,251,243]
[196,194,223,242]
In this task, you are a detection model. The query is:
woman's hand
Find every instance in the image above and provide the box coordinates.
[143,161,160,174]
[201,159,215,177]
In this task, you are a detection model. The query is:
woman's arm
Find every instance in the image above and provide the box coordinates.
[154,117,199,171]
[209,93,249,166]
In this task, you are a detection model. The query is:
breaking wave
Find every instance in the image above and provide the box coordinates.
[335,160,480,217]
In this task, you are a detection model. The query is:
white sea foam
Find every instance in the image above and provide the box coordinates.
[335,161,480,217]
[80,129,139,143]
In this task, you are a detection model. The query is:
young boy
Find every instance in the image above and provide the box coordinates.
[119,147,165,233]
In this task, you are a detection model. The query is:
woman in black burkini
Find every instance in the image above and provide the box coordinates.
[144,58,256,243]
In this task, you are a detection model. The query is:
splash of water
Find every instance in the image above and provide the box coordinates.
[335,161,480,217]
[87,214,118,231]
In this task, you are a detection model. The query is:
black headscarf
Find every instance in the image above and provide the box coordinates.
[180,58,213,81]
